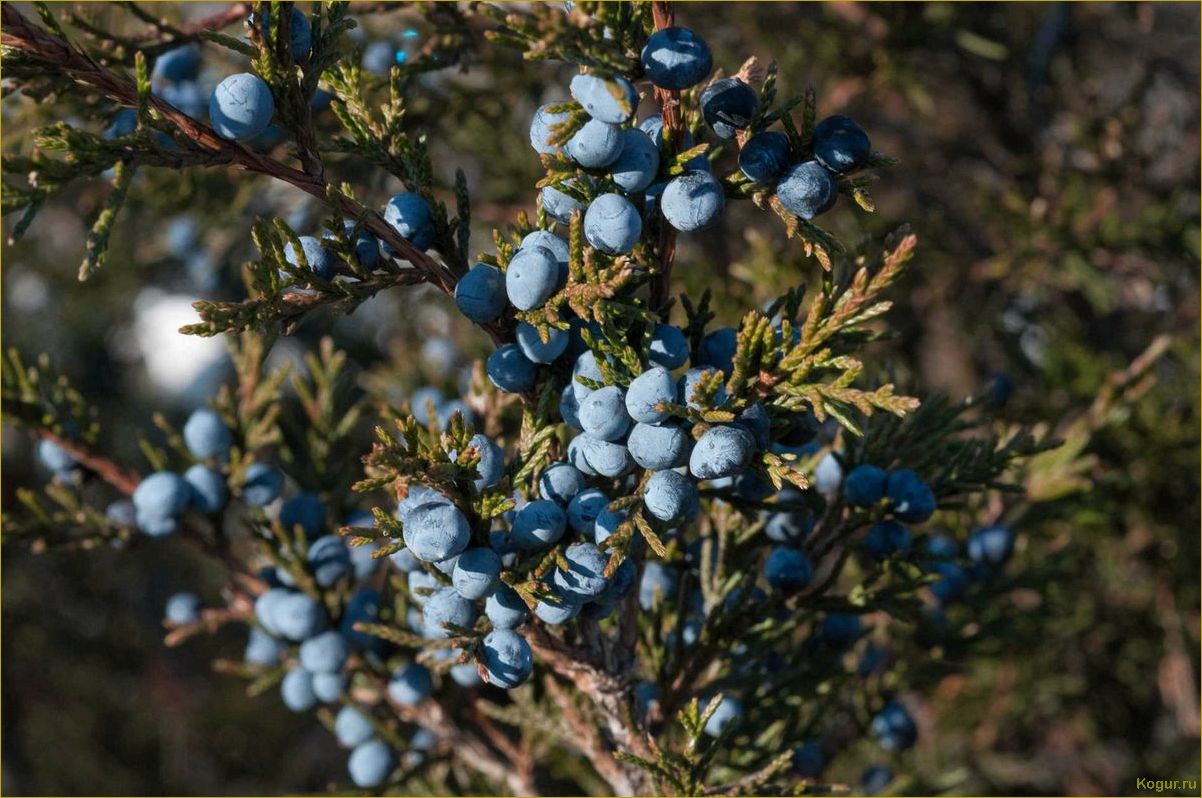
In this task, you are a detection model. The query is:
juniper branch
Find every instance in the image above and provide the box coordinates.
[0,3,507,345]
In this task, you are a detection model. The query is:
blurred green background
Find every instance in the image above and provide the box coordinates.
[1,2,1198,794]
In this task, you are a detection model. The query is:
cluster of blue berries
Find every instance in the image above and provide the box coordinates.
[49,9,1024,793]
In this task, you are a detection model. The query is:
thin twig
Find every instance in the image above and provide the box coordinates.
[648,0,680,311]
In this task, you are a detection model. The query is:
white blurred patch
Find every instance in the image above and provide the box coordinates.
[6,269,50,313]
[133,288,227,395]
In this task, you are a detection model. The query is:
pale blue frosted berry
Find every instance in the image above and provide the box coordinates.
[274,591,326,640]
[383,192,434,251]
[813,452,843,495]
[541,184,586,224]
[511,499,567,548]
[627,421,690,471]
[325,220,380,268]
[593,506,626,545]
[572,350,605,400]
[437,399,477,431]
[245,627,284,665]
[506,245,561,310]
[335,705,375,748]
[407,570,439,605]
[284,235,337,280]
[776,161,839,220]
[38,439,76,478]
[520,230,570,281]
[409,387,444,426]
[698,327,737,374]
[530,102,570,154]
[626,366,675,423]
[485,585,529,629]
[610,128,660,193]
[567,488,609,535]
[967,524,1014,567]
[403,501,470,563]
[567,436,597,476]
[486,345,538,394]
[703,695,743,736]
[464,433,505,489]
[397,485,451,523]
[388,662,433,705]
[553,542,610,599]
[539,462,585,505]
[452,547,502,600]
[566,119,623,167]
[639,562,679,609]
[643,469,699,522]
[281,667,317,712]
[209,73,274,141]
[534,587,582,625]
[362,40,395,75]
[348,739,396,788]
[307,534,350,587]
[570,73,638,124]
[735,403,772,449]
[313,671,346,703]
[689,425,756,480]
[134,471,191,536]
[184,464,227,514]
[454,264,508,323]
[661,170,725,232]
[560,383,583,429]
[584,193,642,255]
[165,592,201,625]
[640,27,713,90]
[153,44,201,82]
[579,386,630,441]
[423,587,478,638]
[183,408,232,461]
[516,322,569,364]
[299,629,349,673]
[450,660,483,687]
[576,434,634,478]
[253,7,312,60]
[242,462,284,506]
[649,323,690,369]
[481,628,533,688]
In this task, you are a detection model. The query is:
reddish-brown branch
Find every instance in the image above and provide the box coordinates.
[34,427,262,585]
[0,4,506,345]
[524,623,654,794]
[649,0,681,311]
[35,428,141,494]
[544,674,642,796]
[387,693,538,795]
